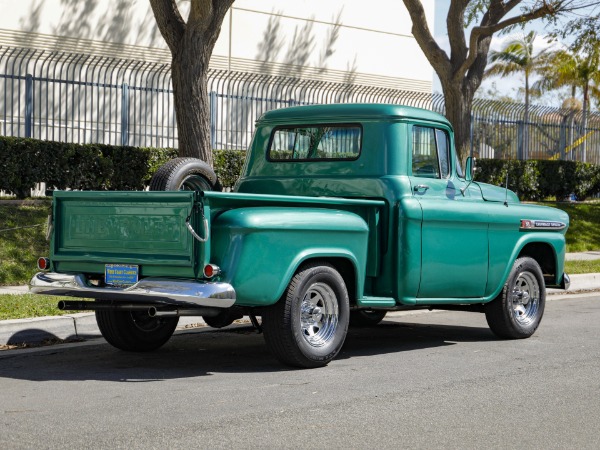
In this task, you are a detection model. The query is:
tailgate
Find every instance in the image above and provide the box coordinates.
[51,191,202,278]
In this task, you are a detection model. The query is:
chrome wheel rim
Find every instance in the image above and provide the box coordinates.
[300,282,339,348]
[180,174,211,191]
[510,271,540,326]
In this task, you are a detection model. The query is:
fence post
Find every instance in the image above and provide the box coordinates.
[121,83,129,146]
[25,74,33,138]
[516,120,524,160]
[210,91,217,149]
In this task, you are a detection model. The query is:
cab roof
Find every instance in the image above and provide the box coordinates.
[258,103,450,126]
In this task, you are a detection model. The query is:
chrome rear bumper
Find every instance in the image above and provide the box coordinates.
[30,272,236,308]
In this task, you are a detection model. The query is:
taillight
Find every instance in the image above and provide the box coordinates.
[37,257,51,271]
[203,264,221,279]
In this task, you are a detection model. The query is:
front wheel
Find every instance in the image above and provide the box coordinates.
[95,307,179,352]
[485,257,546,339]
[262,262,350,368]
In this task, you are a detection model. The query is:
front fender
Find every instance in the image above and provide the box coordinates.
[210,207,369,306]
[487,232,566,300]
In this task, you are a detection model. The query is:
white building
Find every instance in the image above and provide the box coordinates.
[0,0,436,148]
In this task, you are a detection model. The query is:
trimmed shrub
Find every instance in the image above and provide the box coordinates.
[476,159,600,201]
[0,136,246,198]
[213,150,246,189]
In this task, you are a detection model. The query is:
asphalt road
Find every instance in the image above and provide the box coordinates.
[1,293,599,449]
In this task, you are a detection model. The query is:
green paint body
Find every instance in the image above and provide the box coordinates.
[49,104,569,308]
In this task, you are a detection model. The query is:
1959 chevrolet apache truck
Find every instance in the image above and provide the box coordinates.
[30,104,570,368]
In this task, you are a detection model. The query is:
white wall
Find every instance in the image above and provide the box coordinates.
[0,0,434,91]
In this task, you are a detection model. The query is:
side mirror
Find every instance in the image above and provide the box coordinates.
[465,157,476,182]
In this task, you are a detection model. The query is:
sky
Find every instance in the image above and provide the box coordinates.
[432,0,599,107]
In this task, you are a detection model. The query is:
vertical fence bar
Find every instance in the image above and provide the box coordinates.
[210,90,217,149]
[121,82,129,146]
[469,111,474,159]
[24,73,33,138]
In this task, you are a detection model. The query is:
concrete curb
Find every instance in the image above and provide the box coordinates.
[0,314,208,346]
[2,273,600,347]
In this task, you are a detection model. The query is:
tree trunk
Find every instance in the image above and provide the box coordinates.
[149,0,234,166]
[171,46,213,165]
[442,82,474,163]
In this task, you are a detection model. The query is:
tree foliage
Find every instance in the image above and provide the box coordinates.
[484,31,549,157]
[402,0,595,160]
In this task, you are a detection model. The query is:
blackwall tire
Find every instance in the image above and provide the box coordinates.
[262,261,350,368]
[485,257,546,339]
[349,309,387,327]
[149,157,221,192]
[95,307,179,352]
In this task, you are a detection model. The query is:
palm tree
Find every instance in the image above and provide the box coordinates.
[536,48,600,162]
[484,31,548,159]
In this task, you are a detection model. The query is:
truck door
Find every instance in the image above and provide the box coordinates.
[408,125,488,299]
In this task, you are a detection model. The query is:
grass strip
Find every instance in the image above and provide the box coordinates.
[565,259,600,275]
[0,294,82,320]
[0,202,51,286]
[542,201,600,253]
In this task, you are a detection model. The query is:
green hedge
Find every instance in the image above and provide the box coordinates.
[476,159,600,201]
[0,136,246,198]
[4,136,597,202]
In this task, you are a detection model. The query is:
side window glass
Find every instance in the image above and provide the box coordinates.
[412,126,439,178]
[436,129,450,178]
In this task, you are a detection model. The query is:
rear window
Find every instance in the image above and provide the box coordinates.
[268,125,362,161]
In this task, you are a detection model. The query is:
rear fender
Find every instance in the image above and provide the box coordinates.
[210,207,369,306]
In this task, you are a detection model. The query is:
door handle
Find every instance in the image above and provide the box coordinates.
[414,184,430,192]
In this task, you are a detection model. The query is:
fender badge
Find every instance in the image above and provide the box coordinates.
[520,219,566,230]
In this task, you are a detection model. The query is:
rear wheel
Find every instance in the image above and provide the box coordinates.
[485,257,546,339]
[95,307,179,352]
[149,157,221,192]
[262,261,349,368]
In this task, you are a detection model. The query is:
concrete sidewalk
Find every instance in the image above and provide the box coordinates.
[2,251,600,346]
[566,251,600,261]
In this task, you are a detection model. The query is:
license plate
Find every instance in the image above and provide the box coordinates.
[105,264,139,286]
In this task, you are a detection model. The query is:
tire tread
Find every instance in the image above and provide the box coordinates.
[149,157,221,191]
[485,257,546,339]
[262,261,349,368]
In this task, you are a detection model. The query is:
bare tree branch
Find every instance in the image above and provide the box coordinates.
[447,0,470,67]
[149,0,186,53]
[456,1,558,82]
[402,0,451,77]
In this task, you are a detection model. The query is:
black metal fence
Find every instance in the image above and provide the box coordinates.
[2,46,599,163]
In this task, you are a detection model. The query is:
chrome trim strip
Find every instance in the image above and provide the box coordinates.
[520,219,567,231]
[30,272,236,308]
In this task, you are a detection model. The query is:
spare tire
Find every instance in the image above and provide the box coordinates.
[149,157,222,191]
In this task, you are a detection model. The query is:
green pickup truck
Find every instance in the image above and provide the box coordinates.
[31,104,570,368]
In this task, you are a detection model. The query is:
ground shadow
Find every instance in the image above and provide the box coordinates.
[0,321,495,383]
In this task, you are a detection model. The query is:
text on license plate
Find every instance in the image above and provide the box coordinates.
[105,264,139,286]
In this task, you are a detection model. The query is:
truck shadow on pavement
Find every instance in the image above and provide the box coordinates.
[0,320,495,382]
